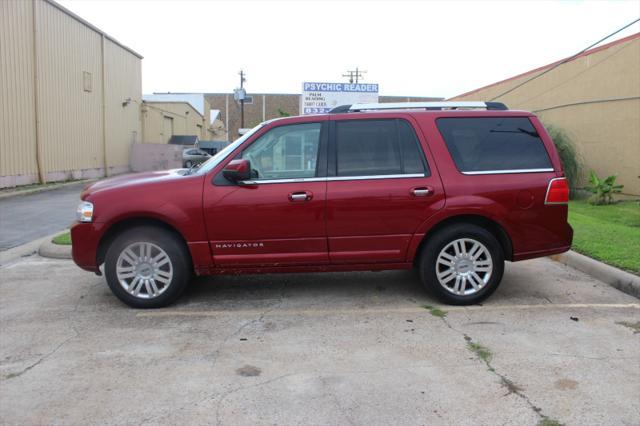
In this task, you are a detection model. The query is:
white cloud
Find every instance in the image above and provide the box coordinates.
[58,0,640,98]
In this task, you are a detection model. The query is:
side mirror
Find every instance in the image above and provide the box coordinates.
[223,159,251,182]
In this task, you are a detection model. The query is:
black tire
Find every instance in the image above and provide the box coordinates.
[104,226,191,308]
[419,223,504,305]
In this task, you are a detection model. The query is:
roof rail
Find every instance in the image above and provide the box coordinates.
[328,101,508,113]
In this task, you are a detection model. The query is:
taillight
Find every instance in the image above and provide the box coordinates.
[545,177,569,205]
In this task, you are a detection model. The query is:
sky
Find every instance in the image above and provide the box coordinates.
[57,0,640,98]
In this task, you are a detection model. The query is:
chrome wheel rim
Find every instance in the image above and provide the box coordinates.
[436,238,493,296]
[116,242,173,299]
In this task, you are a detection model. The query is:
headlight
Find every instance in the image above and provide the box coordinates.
[76,201,94,223]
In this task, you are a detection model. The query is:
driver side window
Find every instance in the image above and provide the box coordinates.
[241,123,321,180]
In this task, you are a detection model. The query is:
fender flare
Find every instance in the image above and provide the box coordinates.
[407,199,514,262]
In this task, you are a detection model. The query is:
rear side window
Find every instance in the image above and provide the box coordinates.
[436,117,552,173]
[335,119,429,177]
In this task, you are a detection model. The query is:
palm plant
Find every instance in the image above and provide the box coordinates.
[586,172,624,205]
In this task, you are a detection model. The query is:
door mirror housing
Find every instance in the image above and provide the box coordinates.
[223,159,251,182]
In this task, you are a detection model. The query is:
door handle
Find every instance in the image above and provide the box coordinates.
[411,187,433,197]
[288,191,313,202]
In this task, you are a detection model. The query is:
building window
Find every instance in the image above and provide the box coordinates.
[83,71,92,92]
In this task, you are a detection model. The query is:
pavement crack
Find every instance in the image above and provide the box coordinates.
[432,309,549,422]
[4,291,84,381]
[214,372,299,426]
[220,280,288,345]
[4,335,74,380]
[140,282,290,425]
[320,376,356,426]
[545,352,609,360]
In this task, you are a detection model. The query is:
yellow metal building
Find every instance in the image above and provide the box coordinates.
[141,101,218,144]
[0,0,142,188]
[451,33,640,196]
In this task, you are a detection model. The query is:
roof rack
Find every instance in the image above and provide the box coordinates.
[329,101,508,113]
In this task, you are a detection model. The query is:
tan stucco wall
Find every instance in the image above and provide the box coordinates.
[141,101,213,144]
[451,34,640,196]
[0,0,142,188]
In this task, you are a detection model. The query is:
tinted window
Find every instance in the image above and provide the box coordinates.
[436,117,552,173]
[336,119,428,177]
[242,123,321,180]
[399,120,430,175]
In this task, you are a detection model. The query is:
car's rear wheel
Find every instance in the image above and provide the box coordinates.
[419,223,504,305]
[104,226,191,308]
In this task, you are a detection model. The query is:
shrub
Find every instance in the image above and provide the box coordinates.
[586,171,624,205]
[546,125,581,195]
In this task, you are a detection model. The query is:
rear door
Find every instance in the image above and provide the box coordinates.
[326,116,445,264]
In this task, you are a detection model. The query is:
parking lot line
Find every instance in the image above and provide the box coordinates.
[136,302,640,318]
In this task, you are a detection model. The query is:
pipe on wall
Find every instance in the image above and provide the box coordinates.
[532,96,640,113]
[32,0,45,184]
[101,34,109,177]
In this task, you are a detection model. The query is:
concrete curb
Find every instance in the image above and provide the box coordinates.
[0,231,66,267]
[551,250,640,299]
[39,238,72,260]
[0,179,95,200]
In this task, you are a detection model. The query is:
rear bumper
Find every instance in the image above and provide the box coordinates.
[512,223,573,261]
[70,221,106,273]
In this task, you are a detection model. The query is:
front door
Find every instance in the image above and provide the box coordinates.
[203,120,329,267]
[326,117,445,264]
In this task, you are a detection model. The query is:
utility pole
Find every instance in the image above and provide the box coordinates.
[342,67,366,84]
[239,69,246,129]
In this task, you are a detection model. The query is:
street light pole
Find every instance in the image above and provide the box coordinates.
[239,70,246,129]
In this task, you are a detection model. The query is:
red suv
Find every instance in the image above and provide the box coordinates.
[71,102,572,308]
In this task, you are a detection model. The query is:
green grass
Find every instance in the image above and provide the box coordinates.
[466,341,493,363]
[423,305,447,318]
[52,231,71,245]
[616,321,640,334]
[568,200,640,274]
[537,418,564,426]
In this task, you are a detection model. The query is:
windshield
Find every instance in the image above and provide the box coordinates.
[194,123,265,174]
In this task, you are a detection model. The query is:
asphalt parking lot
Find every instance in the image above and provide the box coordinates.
[0,182,86,250]
[0,255,638,425]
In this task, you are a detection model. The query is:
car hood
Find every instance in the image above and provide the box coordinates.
[81,169,189,199]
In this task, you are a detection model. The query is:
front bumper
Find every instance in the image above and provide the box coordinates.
[70,221,107,273]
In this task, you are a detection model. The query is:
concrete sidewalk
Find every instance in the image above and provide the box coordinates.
[1,256,638,425]
[0,182,86,250]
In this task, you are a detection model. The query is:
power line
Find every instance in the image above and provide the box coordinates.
[489,17,640,101]
[342,67,367,84]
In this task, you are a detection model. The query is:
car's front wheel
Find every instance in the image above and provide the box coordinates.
[419,223,504,305]
[104,226,191,308]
